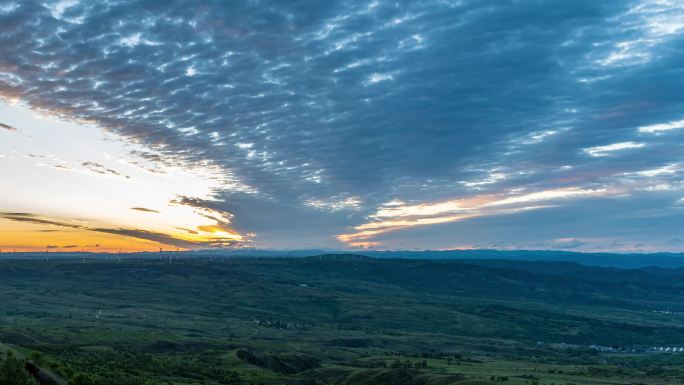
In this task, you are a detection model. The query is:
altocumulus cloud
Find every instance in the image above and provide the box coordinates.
[1,0,684,249]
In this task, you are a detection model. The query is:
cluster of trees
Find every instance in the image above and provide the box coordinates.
[0,352,32,385]
[66,373,102,385]
[389,359,428,370]
[1,351,105,385]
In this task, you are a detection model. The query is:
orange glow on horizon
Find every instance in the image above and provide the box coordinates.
[0,230,174,253]
[0,217,244,253]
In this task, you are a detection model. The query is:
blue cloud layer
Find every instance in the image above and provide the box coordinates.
[1,0,683,249]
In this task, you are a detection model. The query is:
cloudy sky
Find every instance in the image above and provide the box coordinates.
[1,0,684,252]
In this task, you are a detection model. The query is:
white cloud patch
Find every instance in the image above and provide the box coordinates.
[462,170,507,188]
[545,238,588,249]
[0,2,18,14]
[583,142,645,157]
[339,187,611,247]
[636,164,679,177]
[638,118,684,134]
[305,196,362,212]
[365,73,394,85]
[596,0,684,67]
[484,188,607,207]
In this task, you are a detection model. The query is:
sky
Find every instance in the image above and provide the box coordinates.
[1,0,684,253]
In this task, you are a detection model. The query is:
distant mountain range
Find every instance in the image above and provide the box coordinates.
[363,249,684,269]
[8,248,684,269]
[177,248,684,269]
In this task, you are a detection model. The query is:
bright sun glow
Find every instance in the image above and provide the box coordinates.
[0,100,246,252]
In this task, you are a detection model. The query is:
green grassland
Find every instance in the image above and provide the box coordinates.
[2,255,684,384]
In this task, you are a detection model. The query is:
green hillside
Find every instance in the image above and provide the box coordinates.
[2,256,684,384]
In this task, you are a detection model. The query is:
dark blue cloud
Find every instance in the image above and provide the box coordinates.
[1,0,683,249]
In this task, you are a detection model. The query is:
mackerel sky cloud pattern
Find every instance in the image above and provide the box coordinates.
[1,0,684,251]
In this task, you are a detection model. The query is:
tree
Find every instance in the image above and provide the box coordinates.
[67,372,102,385]
[0,352,32,385]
